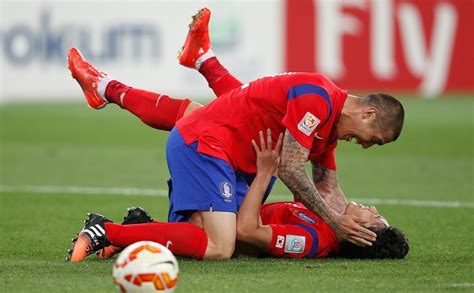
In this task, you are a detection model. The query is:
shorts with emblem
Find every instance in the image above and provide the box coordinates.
[166,128,251,222]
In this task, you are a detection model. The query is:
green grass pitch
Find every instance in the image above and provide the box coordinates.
[0,98,473,292]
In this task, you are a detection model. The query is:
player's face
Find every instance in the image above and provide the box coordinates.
[345,202,388,229]
[336,106,393,149]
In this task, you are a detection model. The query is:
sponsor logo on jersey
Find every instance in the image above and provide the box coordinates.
[298,212,317,224]
[284,235,306,253]
[219,181,234,202]
[276,235,285,248]
[298,112,320,136]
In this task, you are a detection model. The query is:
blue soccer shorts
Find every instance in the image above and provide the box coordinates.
[166,128,250,223]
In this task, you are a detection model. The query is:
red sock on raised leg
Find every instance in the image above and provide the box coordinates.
[105,222,208,260]
[198,57,243,96]
[104,81,191,130]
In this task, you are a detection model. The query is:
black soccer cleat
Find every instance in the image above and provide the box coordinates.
[67,213,112,262]
[96,207,154,259]
[122,207,154,225]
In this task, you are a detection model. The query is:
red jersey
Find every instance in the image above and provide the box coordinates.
[176,72,347,173]
[260,202,340,258]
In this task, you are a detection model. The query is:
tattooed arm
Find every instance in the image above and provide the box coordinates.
[311,162,347,214]
[278,129,376,246]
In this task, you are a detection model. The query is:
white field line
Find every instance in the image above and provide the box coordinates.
[448,283,474,288]
[0,184,168,197]
[0,184,473,209]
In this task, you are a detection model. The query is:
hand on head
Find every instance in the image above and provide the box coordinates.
[332,202,389,247]
[344,201,389,229]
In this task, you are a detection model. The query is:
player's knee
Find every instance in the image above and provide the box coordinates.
[200,210,237,259]
[205,241,235,260]
[213,245,235,260]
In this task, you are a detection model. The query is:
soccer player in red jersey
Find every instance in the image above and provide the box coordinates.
[68,130,408,261]
[174,8,403,256]
[236,130,407,259]
[67,7,405,261]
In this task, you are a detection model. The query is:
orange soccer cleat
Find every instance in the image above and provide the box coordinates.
[97,245,122,259]
[67,47,108,109]
[178,7,212,68]
[96,207,154,259]
[67,213,112,262]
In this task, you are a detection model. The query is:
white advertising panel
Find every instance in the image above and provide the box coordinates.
[0,1,283,102]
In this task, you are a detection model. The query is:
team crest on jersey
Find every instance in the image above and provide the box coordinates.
[298,112,320,136]
[275,235,285,248]
[284,235,306,253]
[298,212,317,224]
[219,181,234,202]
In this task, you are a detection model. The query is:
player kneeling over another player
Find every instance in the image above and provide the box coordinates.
[236,130,409,259]
[68,6,406,257]
[67,130,408,261]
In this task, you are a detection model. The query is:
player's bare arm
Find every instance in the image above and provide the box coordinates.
[236,129,283,249]
[278,129,377,247]
[311,162,348,214]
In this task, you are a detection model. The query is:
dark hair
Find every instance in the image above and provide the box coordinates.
[362,93,405,141]
[337,226,409,259]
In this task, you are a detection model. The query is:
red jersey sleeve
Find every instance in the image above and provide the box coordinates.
[281,84,332,149]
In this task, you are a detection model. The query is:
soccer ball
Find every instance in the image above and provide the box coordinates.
[113,241,179,292]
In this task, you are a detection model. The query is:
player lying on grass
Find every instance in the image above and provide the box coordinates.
[68,130,408,261]
[67,7,405,259]
[236,130,408,259]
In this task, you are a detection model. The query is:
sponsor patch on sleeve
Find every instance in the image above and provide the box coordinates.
[297,212,317,224]
[284,235,306,253]
[298,112,320,136]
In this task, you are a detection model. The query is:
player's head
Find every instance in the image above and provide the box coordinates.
[338,226,409,259]
[345,202,388,229]
[337,93,404,149]
[339,202,409,259]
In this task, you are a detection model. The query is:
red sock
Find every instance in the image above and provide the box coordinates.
[198,57,243,96]
[105,222,208,260]
[105,80,191,131]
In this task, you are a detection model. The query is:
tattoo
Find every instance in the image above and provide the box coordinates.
[312,163,347,214]
[278,130,337,226]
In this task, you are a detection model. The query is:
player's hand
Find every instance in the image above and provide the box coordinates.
[252,129,283,176]
[333,214,377,247]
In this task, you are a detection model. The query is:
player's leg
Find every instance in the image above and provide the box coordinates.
[97,207,154,259]
[166,128,240,259]
[101,208,236,260]
[104,80,197,131]
[105,221,208,260]
[68,47,201,131]
[178,7,243,96]
[67,213,209,261]
[189,211,236,259]
[68,212,234,261]
[108,212,237,260]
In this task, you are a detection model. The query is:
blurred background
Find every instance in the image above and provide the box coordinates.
[1,0,472,102]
